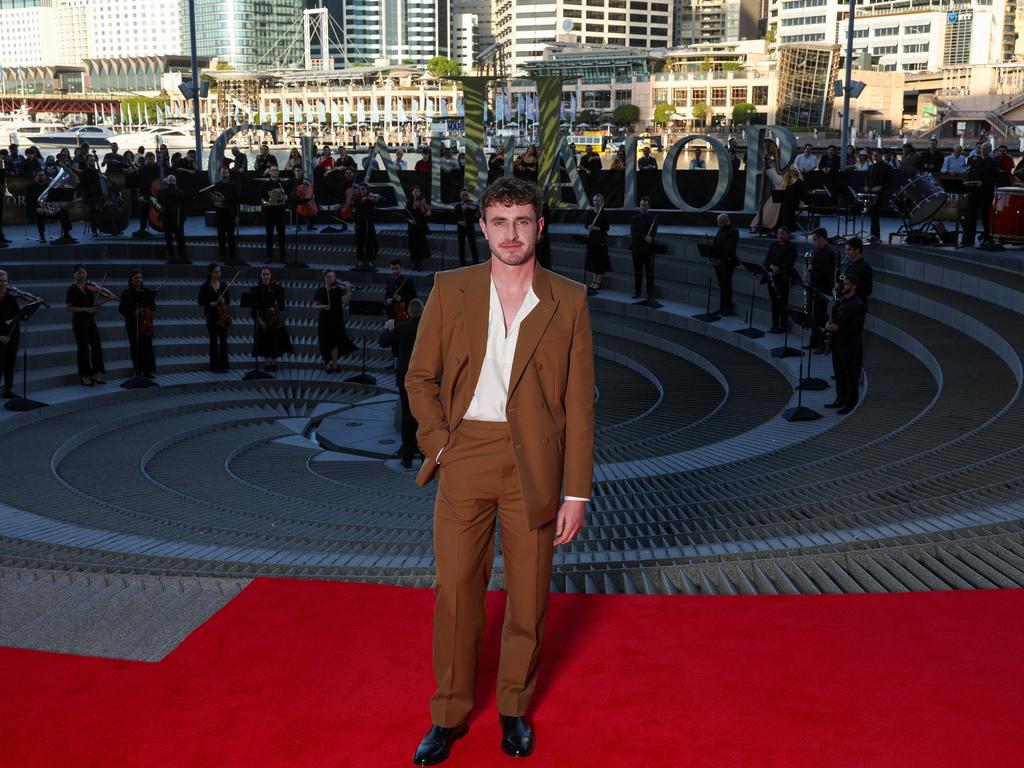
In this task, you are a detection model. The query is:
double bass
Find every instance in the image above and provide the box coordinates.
[148,163,165,232]
[293,177,318,218]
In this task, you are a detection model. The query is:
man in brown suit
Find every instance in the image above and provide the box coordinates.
[407,177,595,765]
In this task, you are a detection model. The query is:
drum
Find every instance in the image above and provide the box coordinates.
[891,174,947,225]
[856,193,877,211]
[933,192,962,223]
[990,187,1024,243]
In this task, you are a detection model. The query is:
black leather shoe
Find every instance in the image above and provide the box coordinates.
[823,400,842,409]
[500,715,535,758]
[413,724,467,766]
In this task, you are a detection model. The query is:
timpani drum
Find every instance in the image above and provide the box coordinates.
[990,187,1024,244]
[891,174,948,225]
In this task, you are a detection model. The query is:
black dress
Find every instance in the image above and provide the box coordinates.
[314,285,355,362]
[66,284,105,377]
[406,200,431,268]
[584,207,610,275]
[251,283,293,359]
[197,281,230,370]
[118,287,157,375]
[0,294,22,393]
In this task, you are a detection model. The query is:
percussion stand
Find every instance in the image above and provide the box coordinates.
[939,177,966,249]
[849,186,873,241]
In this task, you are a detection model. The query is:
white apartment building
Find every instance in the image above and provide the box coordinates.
[771,0,1017,72]
[493,0,674,75]
[341,0,451,67]
[0,1,61,67]
[452,12,479,71]
[86,0,181,59]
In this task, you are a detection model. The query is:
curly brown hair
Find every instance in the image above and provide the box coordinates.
[479,176,542,220]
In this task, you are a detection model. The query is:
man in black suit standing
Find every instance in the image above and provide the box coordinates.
[806,227,838,353]
[712,213,739,315]
[455,189,480,266]
[380,298,423,468]
[629,196,658,299]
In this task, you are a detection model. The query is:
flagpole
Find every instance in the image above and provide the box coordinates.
[187,0,203,171]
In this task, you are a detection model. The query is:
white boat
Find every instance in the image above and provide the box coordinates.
[0,107,65,147]
[30,124,118,149]
[112,125,198,153]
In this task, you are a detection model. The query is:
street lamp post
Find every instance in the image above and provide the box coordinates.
[188,0,202,170]
[840,0,856,154]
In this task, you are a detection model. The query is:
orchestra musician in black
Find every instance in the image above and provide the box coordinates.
[384,259,418,320]
[26,168,75,244]
[211,166,241,265]
[0,153,9,246]
[630,196,658,300]
[406,186,432,271]
[584,193,610,296]
[763,226,797,332]
[864,150,893,243]
[455,188,480,266]
[354,182,381,270]
[312,270,355,373]
[379,298,424,469]
[155,174,189,263]
[251,267,292,371]
[0,269,40,399]
[840,238,873,312]
[962,142,1001,247]
[135,152,161,236]
[65,264,111,386]
[261,165,291,263]
[197,263,231,372]
[805,227,838,353]
[119,271,157,378]
[825,274,867,415]
[711,213,739,315]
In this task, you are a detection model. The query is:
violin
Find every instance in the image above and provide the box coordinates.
[138,307,155,335]
[84,280,116,300]
[267,305,284,330]
[216,300,231,329]
[293,179,318,218]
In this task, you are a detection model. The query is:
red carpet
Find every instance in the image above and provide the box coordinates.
[1,579,1021,767]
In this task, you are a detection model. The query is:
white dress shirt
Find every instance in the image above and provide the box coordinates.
[794,153,818,174]
[438,278,588,502]
[941,154,967,174]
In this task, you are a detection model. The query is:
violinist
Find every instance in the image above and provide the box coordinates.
[119,271,157,378]
[65,265,110,386]
[384,259,417,321]
[312,270,355,373]
[353,182,381,270]
[0,270,43,399]
[261,165,290,263]
[26,169,75,245]
[291,167,317,232]
[156,174,190,263]
[405,186,431,270]
[197,263,231,372]
[211,166,242,265]
[333,167,357,232]
[251,267,292,371]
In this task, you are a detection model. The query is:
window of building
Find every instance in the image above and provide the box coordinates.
[608,36,625,44]
[630,25,646,34]
[852,29,868,38]
[873,45,897,55]
[629,38,647,46]
[608,24,625,32]
[651,15,667,23]
[629,1,647,9]
[874,26,898,36]
[943,9,972,65]
[730,86,747,103]
[586,11,603,18]
[903,42,929,52]
[904,24,930,34]
[651,2,669,9]
[781,15,826,26]
[779,33,826,43]
[651,27,668,36]
[752,85,768,105]
[585,36,604,43]
[711,87,727,106]
[781,0,825,7]
[609,11,625,19]
[902,62,926,70]
[564,8,582,17]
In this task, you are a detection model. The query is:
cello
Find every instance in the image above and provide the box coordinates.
[148,158,166,232]
[293,176,318,219]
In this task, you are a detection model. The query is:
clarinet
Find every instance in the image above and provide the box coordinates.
[825,289,843,354]
[647,214,657,238]
[803,251,813,314]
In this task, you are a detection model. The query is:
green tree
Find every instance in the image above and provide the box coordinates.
[765,24,777,45]
[692,101,710,125]
[732,102,758,124]
[576,109,600,125]
[700,56,715,72]
[722,61,742,72]
[612,104,640,125]
[427,56,462,78]
[653,103,675,126]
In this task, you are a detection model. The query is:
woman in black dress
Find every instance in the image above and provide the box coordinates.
[197,263,231,372]
[312,270,355,373]
[405,186,431,270]
[251,266,292,371]
[0,269,33,399]
[584,193,610,295]
[65,264,110,386]
[118,271,157,378]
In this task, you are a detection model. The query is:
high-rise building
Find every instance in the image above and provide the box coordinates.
[318,0,451,68]
[190,0,305,70]
[770,0,1018,73]
[492,0,674,76]
[450,0,491,72]
[0,0,62,67]
[673,0,762,48]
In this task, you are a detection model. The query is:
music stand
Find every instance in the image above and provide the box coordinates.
[693,243,721,322]
[288,208,309,270]
[789,307,829,391]
[345,336,377,385]
[780,308,823,422]
[632,243,666,310]
[4,301,47,412]
[736,261,768,338]
[240,292,274,380]
[769,289,801,359]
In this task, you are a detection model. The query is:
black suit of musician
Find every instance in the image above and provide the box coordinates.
[630,196,659,299]
[119,272,157,378]
[26,170,74,243]
[807,228,838,351]
[212,167,241,264]
[962,144,1001,246]
[353,183,380,269]
[0,272,26,398]
[379,302,423,468]
[156,175,189,263]
[840,239,873,313]
[262,166,291,263]
[137,153,161,233]
[712,213,740,315]
[763,228,798,331]
[864,152,892,242]
[198,263,231,372]
[826,275,867,415]
[455,190,480,266]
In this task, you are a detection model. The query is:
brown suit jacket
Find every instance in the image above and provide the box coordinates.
[405,262,595,530]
